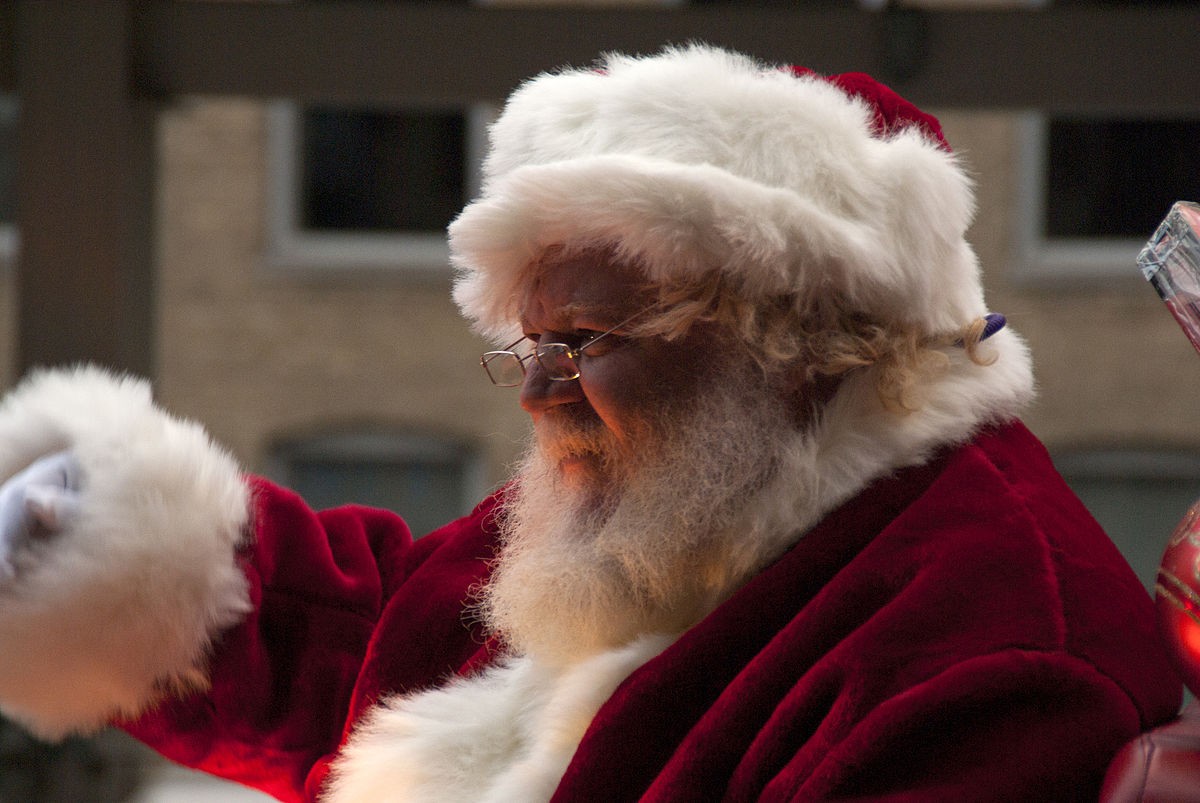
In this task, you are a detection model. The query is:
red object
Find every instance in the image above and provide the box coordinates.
[123,421,1181,801]
[1095,502,1200,802]
[1102,702,1200,803]
[1157,501,1200,699]
[804,67,952,151]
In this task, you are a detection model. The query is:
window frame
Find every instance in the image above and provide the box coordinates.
[267,429,489,536]
[1011,112,1148,282]
[263,101,494,275]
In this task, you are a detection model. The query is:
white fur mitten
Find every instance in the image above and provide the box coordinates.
[0,366,252,740]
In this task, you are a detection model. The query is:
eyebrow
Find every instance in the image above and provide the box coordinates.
[518,301,630,330]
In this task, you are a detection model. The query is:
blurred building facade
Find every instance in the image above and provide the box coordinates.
[0,3,1198,800]
[3,79,1200,568]
[128,96,1200,583]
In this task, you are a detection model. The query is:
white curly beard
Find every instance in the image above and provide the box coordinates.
[477,360,799,667]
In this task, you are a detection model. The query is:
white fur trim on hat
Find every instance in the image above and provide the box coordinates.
[450,44,984,342]
[0,365,251,739]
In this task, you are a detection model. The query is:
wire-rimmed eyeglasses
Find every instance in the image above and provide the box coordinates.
[480,307,653,387]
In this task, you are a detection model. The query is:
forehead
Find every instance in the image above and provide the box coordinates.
[520,249,652,323]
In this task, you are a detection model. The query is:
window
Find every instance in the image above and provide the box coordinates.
[1045,119,1200,241]
[1054,449,1200,591]
[299,108,466,234]
[266,103,492,274]
[269,431,487,538]
[1014,114,1200,280]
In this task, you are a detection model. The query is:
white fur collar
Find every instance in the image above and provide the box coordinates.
[324,634,674,802]
[325,332,1033,801]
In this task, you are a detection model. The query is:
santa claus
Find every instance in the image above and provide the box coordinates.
[0,45,1180,801]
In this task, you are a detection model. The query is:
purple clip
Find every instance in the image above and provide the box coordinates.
[980,312,1006,341]
[955,312,1005,347]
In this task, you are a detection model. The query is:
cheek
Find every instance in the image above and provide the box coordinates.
[577,362,656,436]
[579,343,710,436]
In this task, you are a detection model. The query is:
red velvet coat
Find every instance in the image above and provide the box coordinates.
[125,420,1182,801]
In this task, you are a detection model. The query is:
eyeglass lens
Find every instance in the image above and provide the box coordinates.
[534,344,581,381]
[482,304,651,387]
[481,343,585,387]
[482,352,526,387]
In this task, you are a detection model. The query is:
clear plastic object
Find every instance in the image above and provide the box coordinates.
[1140,201,1200,356]
[1142,201,1200,697]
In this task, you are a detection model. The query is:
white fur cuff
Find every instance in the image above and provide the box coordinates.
[0,365,251,739]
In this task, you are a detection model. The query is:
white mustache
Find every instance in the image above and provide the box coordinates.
[534,415,617,462]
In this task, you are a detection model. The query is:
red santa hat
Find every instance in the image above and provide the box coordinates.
[450,44,985,341]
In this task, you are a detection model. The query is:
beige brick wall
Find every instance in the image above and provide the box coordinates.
[154,99,529,489]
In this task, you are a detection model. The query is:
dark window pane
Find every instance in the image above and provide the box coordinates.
[1046,119,1200,239]
[300,107,466,233]
[288,456,467,538]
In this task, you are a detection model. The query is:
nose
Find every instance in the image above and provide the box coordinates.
[519,351,585,416]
